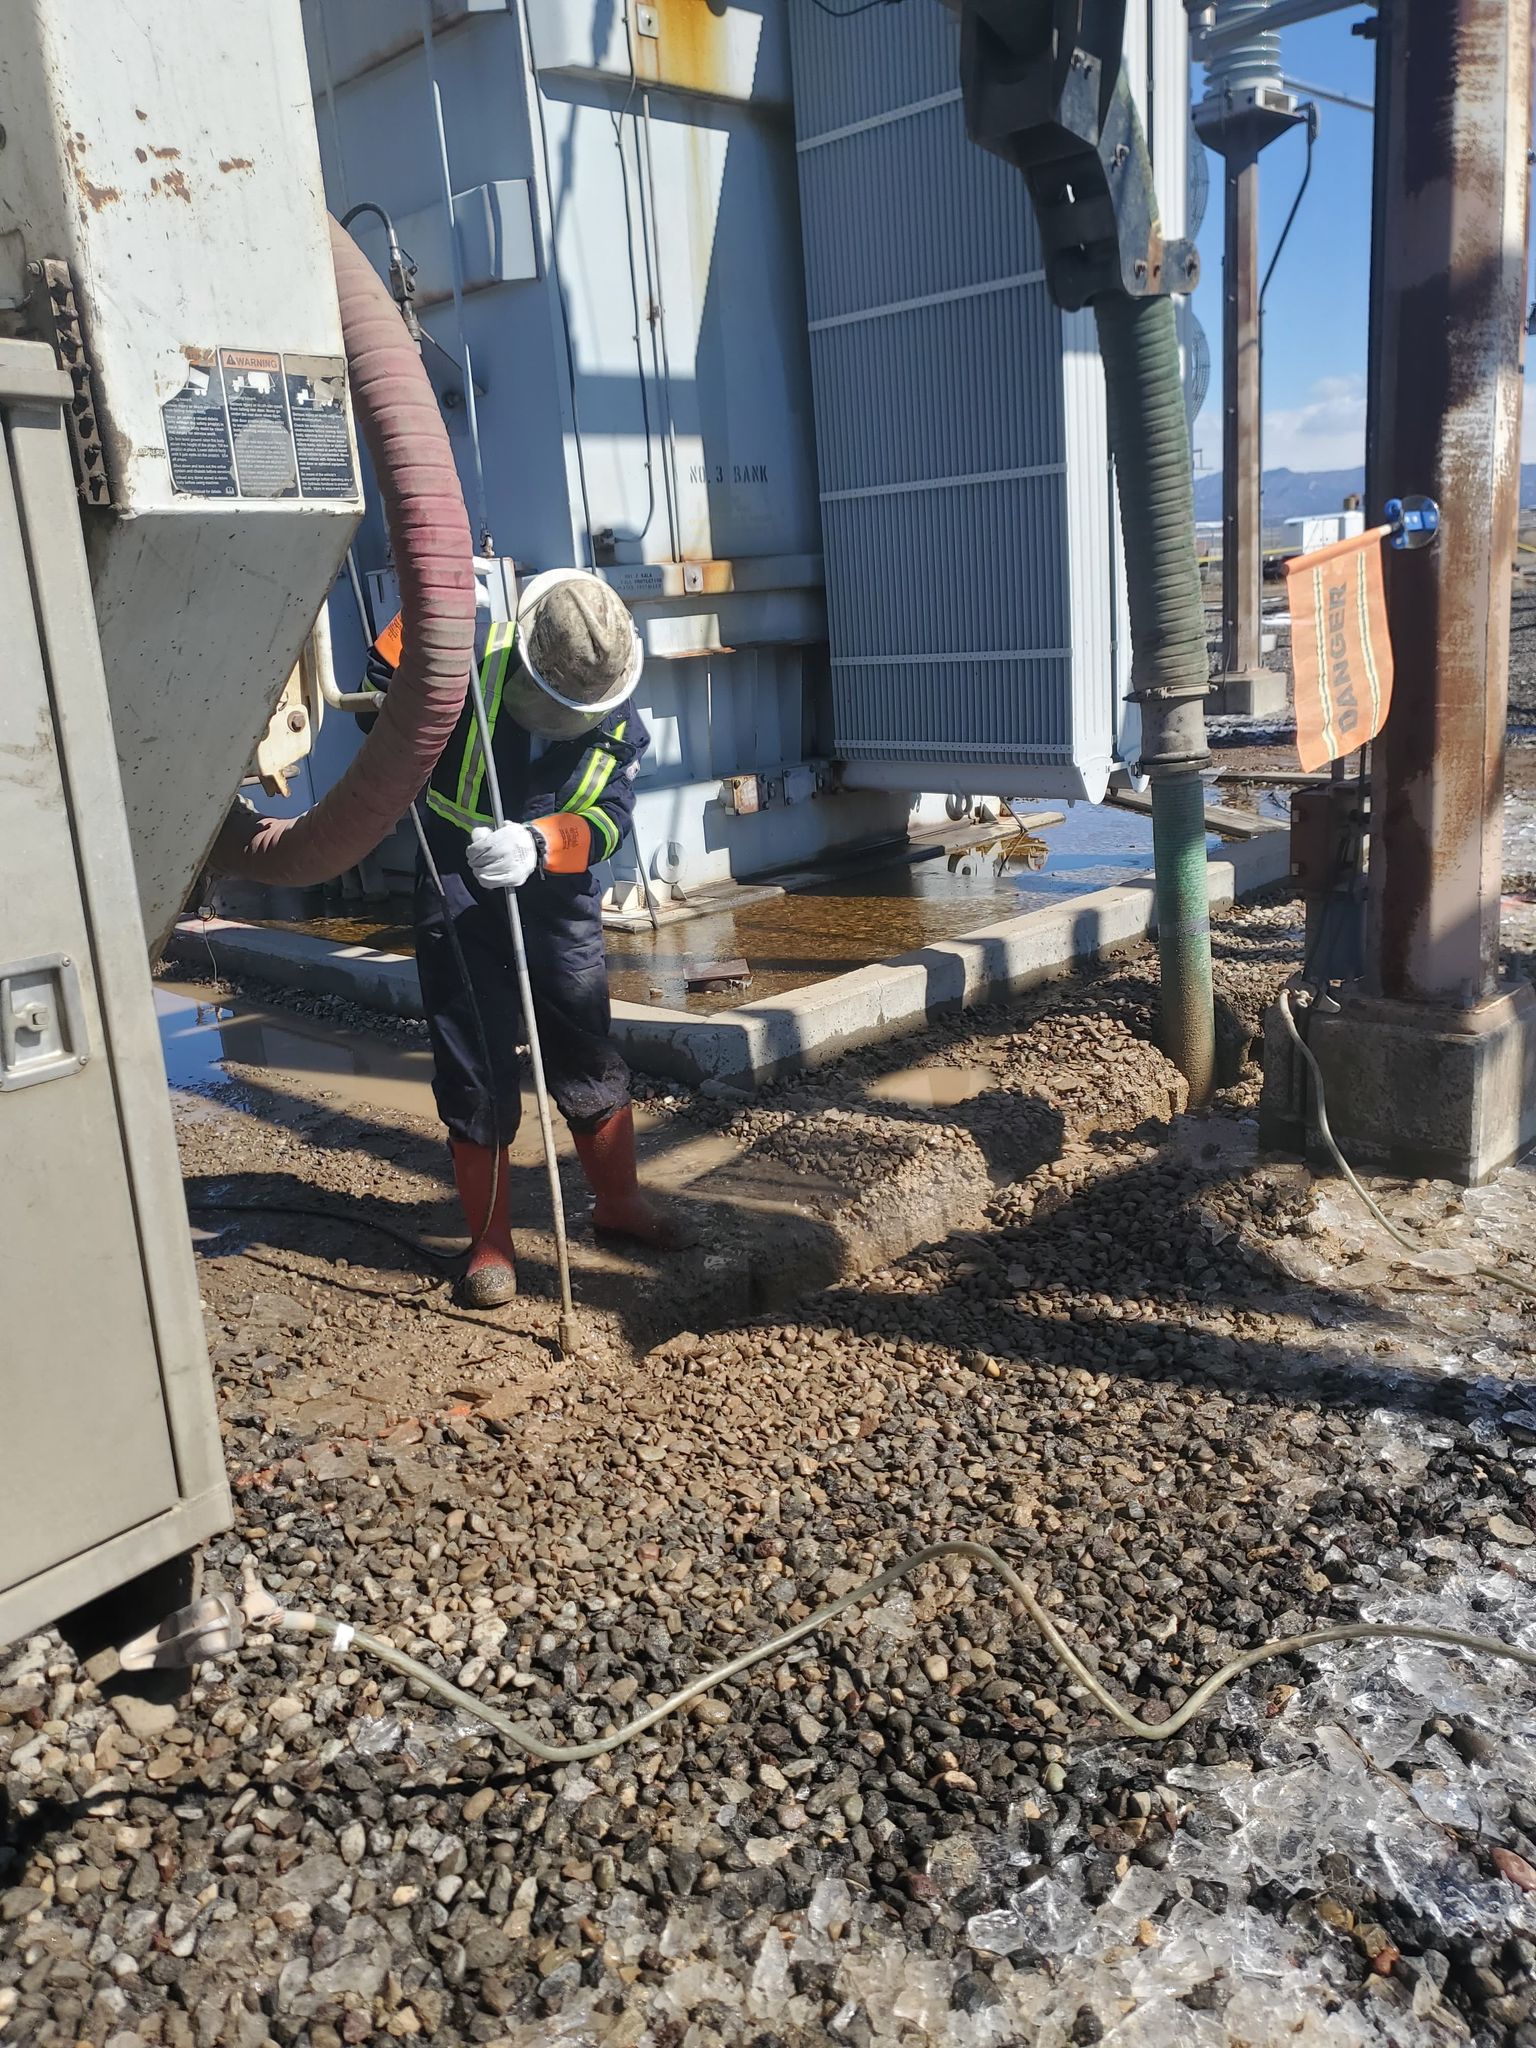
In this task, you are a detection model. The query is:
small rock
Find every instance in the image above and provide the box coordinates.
[110,1694,177,1743]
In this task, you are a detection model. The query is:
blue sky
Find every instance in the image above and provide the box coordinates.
[1184,12,1511,481]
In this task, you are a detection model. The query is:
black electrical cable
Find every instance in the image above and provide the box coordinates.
[339,201,395,236]
[810,0,898,17]
[1260,106,1317,319]
[188,1197,459,1272]
[607,4,658,547]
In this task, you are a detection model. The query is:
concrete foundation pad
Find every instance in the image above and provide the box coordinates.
[1207,669,1291,720]
[1261,982,1536,1186]
[171,826,1289,1088]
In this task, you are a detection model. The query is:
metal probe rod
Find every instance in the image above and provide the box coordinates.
[462,670,580,1357]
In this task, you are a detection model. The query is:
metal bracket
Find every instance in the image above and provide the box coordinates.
[24,259,112,509]
[1385,494,1440,551]
[0,953,89,1091]
[959,0,1197,311]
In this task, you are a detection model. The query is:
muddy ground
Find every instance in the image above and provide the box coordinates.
[8,886,1536,2048]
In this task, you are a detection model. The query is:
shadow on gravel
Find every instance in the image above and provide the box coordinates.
[781,1145,1522,1426]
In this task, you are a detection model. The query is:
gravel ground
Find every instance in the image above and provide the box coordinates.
[10,896,1536,2048]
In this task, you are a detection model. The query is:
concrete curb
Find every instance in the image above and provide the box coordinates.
[171,827,1290,1087]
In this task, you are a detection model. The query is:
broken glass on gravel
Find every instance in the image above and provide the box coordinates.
[346,1709,485,1766]
[495,1509,1536,2048]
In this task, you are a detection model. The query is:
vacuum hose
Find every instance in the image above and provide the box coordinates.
[210,218,476,884]
[1093,293,1217,1104]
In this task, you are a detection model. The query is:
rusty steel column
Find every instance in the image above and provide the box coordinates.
[1270,0,1536,1185]
[1220,140,1265,681]
[1366,0,1532,1009]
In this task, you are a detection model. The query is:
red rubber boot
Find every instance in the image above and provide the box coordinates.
[450,1140,518,1308]
[572,1105,701,1251]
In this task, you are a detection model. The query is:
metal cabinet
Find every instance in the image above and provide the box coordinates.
[0,341,230,1647]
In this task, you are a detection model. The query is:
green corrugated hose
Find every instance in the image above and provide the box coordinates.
[1093,292,1217,1105]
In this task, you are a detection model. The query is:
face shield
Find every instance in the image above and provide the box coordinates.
[501,569,644,741]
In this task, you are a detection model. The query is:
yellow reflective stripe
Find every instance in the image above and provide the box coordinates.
[426,788,482,832]
[580,807,620,860]
[466,625,514,817]
[455,623,516,813]
[560,722,627,818]
[563,747,608,816]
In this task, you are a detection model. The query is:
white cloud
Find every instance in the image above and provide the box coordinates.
[1261,374,1367,473]
[1206,368,1536,472]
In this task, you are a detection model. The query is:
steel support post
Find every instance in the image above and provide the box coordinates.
[1265,0,1536,1184]
[1366,0,1530,1010]
[1197,88,1304,717]
[1220,140,1266,683]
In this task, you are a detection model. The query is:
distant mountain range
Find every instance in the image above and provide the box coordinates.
[1194,467,1362,522]
[1194,466,1536,521]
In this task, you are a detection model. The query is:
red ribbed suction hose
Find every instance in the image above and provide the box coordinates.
[210,217,475,884]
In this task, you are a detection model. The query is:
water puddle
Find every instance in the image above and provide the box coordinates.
[211,801,1249,1021]
[864,1065,995,1109]
[155,984,438,1122]
[606,807,1223,1014]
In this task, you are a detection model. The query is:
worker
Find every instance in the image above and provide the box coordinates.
[365,569,696,1308]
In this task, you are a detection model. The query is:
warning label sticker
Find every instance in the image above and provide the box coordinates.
[163,347,361,502]
[162,350,236,498]
[284,353,358,501]
[220,348,297,499]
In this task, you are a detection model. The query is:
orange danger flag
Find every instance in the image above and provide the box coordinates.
[1284,525,1395,772]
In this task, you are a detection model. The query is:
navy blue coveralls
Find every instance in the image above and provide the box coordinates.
[368,624,648,1148]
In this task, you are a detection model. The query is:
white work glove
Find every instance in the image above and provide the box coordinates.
[467,819,541,890]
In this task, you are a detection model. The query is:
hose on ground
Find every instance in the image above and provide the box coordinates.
[210,217,476,884]
[244,1539,1536,1765]
[1093,292,1216,1105]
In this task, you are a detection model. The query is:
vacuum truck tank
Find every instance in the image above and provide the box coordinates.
[0,0,364,955]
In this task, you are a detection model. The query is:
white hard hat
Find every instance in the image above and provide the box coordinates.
[504,568,644,741]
